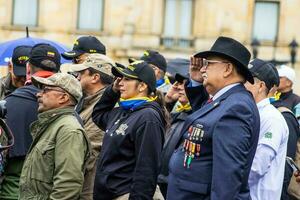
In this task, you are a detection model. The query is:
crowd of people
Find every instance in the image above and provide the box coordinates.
[0,35,299,200]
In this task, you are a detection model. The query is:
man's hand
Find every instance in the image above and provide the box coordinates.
[189,56,204,83]
[112,77,122,93]
[165,82,180,103]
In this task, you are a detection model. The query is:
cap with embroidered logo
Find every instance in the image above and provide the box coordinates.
[112,60,156,92]
[61,36,106,59]
[11,45,32,76]
[29,43,61,72]
[140,50,167,72]
[70,53,116,76]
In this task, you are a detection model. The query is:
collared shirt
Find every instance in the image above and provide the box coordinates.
[249,98,289,200]
[212,83,240,101]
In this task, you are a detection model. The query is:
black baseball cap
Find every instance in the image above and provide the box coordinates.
[175,73,189,83]
[112,60,156,92]
[61,36,106,59]
[11,45,32,76]
[29,43,61,72]
[248,58,279,90]
[140,50,167,72]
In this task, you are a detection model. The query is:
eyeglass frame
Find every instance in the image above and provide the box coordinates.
[200,58,230,70]
[40,86,66,94]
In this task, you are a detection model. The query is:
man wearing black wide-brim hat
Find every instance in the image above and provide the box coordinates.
[167,36,260,200]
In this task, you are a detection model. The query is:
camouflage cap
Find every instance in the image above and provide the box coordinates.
[70,53,116,76]
[31,73,82,103]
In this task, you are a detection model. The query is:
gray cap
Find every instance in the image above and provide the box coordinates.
[70,53,116,76]
[31,73,82,103]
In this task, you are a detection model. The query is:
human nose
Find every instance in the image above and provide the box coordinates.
[36,91,43,98]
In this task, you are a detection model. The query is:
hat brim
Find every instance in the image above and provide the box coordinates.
[13,65,26,76]
[128,58,137,64]
[194,51,254,84]
[112,66,138,79]
[61,50,84,59]
[175,73,188,83]
[69,63,89,72]
[31,76,56,90]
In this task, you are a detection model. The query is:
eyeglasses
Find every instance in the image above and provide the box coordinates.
[200,58,229,70]
[41,87,66,94]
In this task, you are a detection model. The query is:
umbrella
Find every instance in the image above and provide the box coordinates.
[0,27,71,65]
[167,58,190,77]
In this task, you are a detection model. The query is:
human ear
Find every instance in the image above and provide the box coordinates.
[138,82,147,93]
[223,63,233,78]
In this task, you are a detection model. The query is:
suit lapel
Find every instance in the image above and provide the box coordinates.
[181,84,247,134]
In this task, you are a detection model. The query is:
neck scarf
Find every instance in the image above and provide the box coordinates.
[156,75,170,88]
[176,102,192,112]
[119,96,157,111]
[269,91,281,103]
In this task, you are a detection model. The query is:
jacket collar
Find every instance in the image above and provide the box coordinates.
[212,83,240,101]
[31,107,75,139]
[280,90,293,100]
[257,98,270,110]
[83,87,106,108]
[182,84,247,132]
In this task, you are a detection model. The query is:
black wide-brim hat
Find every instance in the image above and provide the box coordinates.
[194,36,254,84]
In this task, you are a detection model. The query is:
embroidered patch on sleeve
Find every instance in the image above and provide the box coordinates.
[264,132,272,139]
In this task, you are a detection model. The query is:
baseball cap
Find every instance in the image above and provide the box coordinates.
[11,45,32,76]
[277,65,295,83]
[70,53,116,76]
[61,36,106,59]
[175,73,189,83]
[29,43,61,72]
[140,50,167,72]
[248,58,279,90]
[112,60,156,92]
[31,73,82,103]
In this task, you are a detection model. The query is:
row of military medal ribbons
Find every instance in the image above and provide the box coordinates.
[183,124,204,168]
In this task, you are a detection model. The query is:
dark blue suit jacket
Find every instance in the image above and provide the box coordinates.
[167,84,260,200]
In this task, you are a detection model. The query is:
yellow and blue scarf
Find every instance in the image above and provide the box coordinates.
[176,102,192,112]
[156,76,170,88]
[269,91,281,103]
[119,96,157,111]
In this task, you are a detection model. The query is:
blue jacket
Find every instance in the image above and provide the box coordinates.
[5,85,39,158]
[167,84,260,200]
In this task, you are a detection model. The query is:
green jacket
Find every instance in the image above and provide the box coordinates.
[19,107,90,200]
[0,73,17,100]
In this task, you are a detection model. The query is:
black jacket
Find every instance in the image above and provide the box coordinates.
[5,85,39,158]
[273,104,300,200]
[273,90,300,116]
[92,85,166,200]
[158,111,190,185]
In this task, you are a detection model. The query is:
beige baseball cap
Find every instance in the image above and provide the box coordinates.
[70,53,116,76]
[31,73,83,103]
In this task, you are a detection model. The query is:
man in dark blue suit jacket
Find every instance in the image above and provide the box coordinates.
[167,36,260,200]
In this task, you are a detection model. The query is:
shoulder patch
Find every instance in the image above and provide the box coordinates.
[264,132,272,139]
